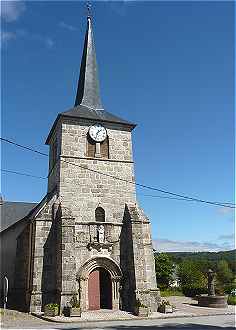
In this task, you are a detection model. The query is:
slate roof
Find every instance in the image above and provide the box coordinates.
[46,15,136,144]
[74,16,103,110]
[62,106,136,126]
[46,105,136,144]
[0,201,37,232]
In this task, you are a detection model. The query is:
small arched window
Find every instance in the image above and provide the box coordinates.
[95,207,105,222]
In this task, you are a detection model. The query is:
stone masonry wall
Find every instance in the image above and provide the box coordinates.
[47,124,61,193]
[50,118,135,310]
[12,224,31,311]
[30,194,58,313]
[43,116,160,312]
[58,118,136,222]
[125,204,160,312]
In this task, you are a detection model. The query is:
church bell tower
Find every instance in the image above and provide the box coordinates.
[29,13,160,314]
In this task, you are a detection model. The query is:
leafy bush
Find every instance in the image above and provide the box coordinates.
[70,293,80,308]
[158,299,175,312]
[45,303,59,310]
[160,288,184,297]
[177,259,207,297]
[215,261,235,295]
[224,282,236,294]
[228,295,236,305]
[135,299,147,308]
[159,299,171,306]
[216,260,234,290]
[182,286,207,297]
[155,253,174,289]
[215,286,225,295]
[216,260,233,283]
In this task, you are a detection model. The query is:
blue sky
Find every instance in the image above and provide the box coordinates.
[1,1,235,252]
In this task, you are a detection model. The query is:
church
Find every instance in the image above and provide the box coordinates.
[0,14,160,314]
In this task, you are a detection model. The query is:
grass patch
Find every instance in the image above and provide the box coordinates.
[160,289,184,297]
[228,295,236,305]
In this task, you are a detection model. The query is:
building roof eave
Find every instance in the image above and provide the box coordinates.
[45,106,136,145]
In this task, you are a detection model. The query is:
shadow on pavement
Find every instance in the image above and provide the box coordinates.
[63,323,235,330]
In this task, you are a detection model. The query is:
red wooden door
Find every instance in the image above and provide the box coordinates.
[88,270,100,310]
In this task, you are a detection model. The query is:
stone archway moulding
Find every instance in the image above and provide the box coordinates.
[77,256,122,311]
[77,256,122,280]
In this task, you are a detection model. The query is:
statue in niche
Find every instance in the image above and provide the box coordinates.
[98,225,105,243]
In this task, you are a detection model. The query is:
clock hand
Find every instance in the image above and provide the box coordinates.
[96,129,103,137]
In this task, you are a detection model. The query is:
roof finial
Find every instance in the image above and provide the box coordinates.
[86,1,92,19]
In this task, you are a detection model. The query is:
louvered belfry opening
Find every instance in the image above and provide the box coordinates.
[95,207,105,222]
[100,136,109,158]
[87,133,96,157]
[87,134,109,159]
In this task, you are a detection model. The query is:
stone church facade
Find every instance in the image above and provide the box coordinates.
[0,15,160,314]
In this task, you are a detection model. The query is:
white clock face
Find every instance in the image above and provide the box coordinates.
[89,123,107,142]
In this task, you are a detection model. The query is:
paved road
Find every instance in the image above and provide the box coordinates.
[2,314,235,330]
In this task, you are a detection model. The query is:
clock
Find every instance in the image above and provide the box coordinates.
[89,123,107,142]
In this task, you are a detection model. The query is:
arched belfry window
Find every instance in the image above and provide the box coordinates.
[95,207,105,222]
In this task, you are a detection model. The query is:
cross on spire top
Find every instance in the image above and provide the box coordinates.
[74,4,103,110]
[86,1,92,19]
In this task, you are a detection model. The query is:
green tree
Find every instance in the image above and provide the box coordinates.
[216,260,234,292]
[177,259,207,296]
[155,253,174,289]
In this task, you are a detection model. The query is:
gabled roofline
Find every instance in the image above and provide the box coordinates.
[45,111,136,145]
[0,188,57,235]
[45,114,61,145]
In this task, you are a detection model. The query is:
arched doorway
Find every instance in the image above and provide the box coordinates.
[88,267,112,310]
[77,256,122,311]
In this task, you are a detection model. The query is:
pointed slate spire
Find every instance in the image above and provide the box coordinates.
[74,15,103,110]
